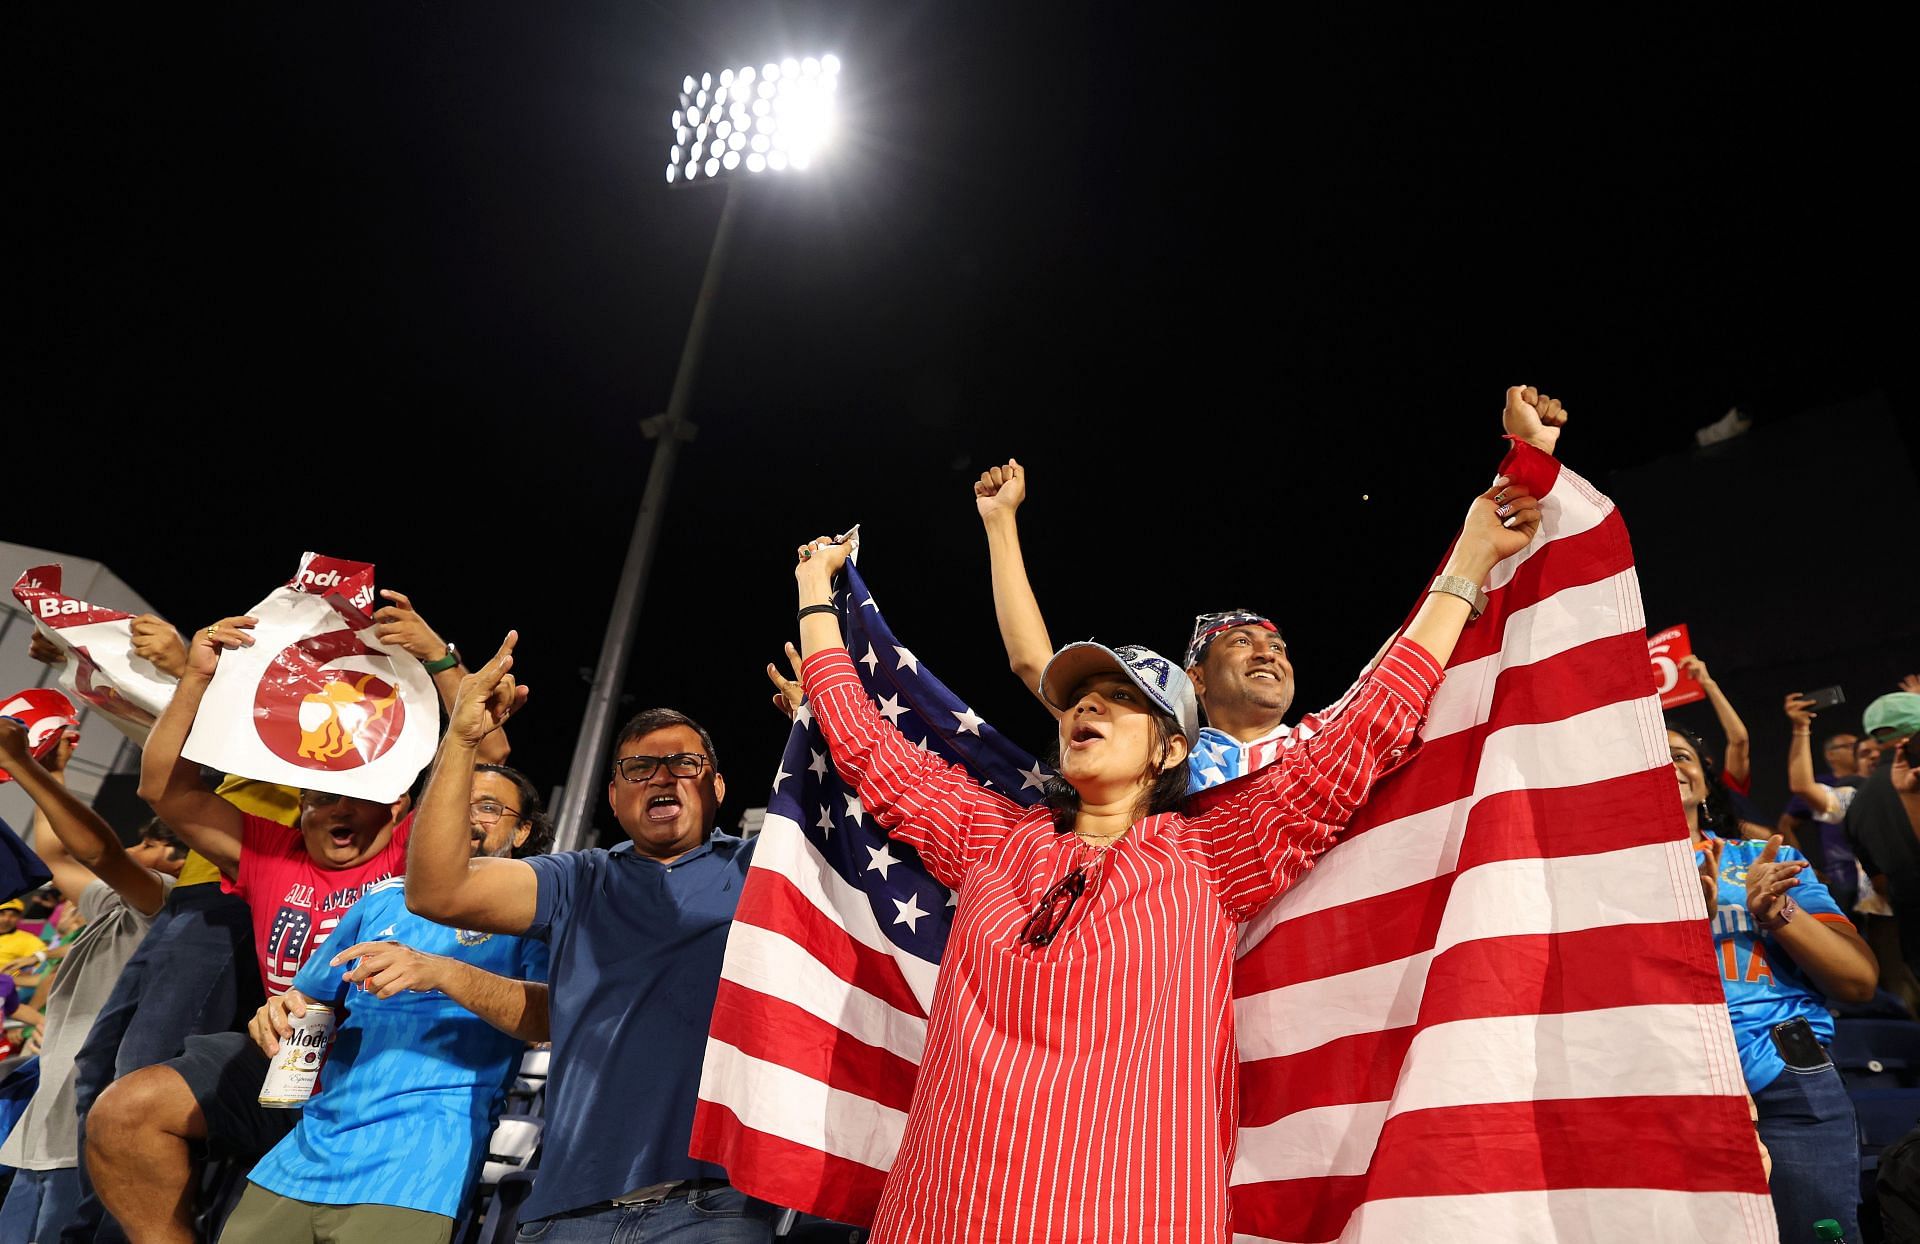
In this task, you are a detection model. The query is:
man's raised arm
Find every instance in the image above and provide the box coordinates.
[135,617,255,877]
[974,460,1061,715]
[405,633,537,935]
[2,725,169,917]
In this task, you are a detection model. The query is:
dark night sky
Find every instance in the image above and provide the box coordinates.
[11,7,1908,841]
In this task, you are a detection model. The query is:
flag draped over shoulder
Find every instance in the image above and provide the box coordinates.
[689,555,1052,1226]
[1217,442,1772,1242]
[693,443,1774,1241]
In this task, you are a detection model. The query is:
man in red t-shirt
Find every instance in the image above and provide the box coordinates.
[86,617,419,1244]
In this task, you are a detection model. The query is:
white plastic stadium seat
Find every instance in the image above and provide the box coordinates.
[481,1116,544,1185]
[511,1047,550,1097]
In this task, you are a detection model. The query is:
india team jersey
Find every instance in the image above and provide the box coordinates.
[228,813,412,992]
[1699,838,1853,1092]
[247,878,549,1218]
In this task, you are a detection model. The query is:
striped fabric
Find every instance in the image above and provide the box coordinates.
[693,441,1773,1242]
[1221,442,1772,1242]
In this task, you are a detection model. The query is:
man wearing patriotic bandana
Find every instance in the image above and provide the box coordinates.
[972,386,1569,791]
[1179,609,1297,791]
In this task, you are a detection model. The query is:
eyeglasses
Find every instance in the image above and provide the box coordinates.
[300,791,346,809]
[612,752,710,783]
[1018,866,1088,948]
[469,799,522,825]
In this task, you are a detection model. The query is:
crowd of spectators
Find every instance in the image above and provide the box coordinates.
[0,390,1913,1244]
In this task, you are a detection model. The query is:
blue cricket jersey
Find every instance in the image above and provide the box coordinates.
[246,878,550,1217]
[1699,839,1853,1092]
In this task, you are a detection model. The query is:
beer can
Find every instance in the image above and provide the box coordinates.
[258,1003,336,1108]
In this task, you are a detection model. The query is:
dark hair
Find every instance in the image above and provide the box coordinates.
[475,763,555,858]
[139,817,190,862]
[1043,711,1190,832]
[1820,731,1858,753]
[1666,721,1738,839]
[614,708,719,775]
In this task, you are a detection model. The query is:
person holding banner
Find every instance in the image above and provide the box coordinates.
[84,610,435,1244]
[784,460,1543,1243]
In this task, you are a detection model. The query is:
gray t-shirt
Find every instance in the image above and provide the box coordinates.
[0,876,173,1169]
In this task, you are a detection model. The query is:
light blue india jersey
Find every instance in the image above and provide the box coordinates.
[247,878,549,1217]
[1699,839,1852,1092]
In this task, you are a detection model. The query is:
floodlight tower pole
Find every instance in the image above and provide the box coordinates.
[552,181,742,853]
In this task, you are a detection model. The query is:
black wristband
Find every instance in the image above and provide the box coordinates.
[797,604,838,622]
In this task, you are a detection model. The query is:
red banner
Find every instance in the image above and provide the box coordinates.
[1647,624,1705,709]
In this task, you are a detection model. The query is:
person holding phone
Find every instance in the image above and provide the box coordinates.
[1673,722,1877,1240]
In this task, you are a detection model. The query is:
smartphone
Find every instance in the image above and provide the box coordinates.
[1770,1017,1831,1070]
[1799,685,1845,714]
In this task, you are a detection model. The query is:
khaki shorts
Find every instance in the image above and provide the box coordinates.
[220,1183,452,1244]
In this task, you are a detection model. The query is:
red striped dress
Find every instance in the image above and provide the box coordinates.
[802,637,1445,1243]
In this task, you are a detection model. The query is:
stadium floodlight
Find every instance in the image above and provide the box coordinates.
[556,52,844,853]
[665,52,839,185]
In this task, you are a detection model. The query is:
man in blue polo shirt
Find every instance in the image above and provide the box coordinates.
[404,635,775,1242]
[221,763,554,1243]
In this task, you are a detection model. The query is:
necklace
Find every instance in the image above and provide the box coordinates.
[1072,827,1127,851]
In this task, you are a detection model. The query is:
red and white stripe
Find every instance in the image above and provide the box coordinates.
[1226,443,1772,1243]
[693,441,1773,1242]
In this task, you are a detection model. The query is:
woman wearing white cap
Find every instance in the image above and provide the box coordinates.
[787,468,1542,1244]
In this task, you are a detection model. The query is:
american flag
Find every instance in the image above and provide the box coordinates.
[689,555,1051,1225]
[692,443,1774,1241]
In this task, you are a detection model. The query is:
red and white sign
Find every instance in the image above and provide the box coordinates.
[11,565,177,743]
[181,553,436,802]
[0,688,81,784]
[1648,623,1706,709]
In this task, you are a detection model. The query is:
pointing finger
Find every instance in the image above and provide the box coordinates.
[478,631,519,680]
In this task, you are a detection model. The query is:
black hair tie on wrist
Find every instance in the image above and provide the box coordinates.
[797,604,838,622]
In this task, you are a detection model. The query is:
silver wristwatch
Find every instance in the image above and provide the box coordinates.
[1428,574,1489,619]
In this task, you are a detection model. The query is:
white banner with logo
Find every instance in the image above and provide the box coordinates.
[11,565,178,743]
[182,553,438,802]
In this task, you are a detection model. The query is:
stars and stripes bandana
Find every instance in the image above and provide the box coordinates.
[1184,608,1280,669]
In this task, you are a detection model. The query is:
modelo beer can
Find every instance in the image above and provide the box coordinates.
[258,1003,336,1108]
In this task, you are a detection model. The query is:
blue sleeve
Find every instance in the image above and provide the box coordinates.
[523,850,587,943]
[518,938,551,984]
[291,895,367,1005]
[1781,846,1846,920]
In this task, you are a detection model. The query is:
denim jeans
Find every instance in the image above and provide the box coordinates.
[1753,1060,1860,1242]
[0,1166,82,1243]
[62,883,260,1244]
[515,1185,777,1243]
